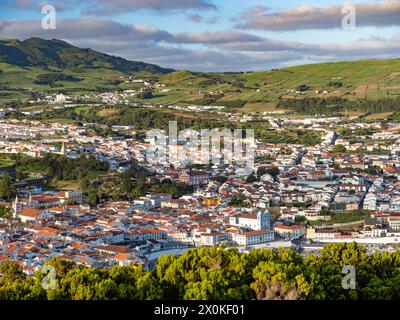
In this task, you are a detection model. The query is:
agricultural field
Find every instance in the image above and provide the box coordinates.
[2,38,400,116]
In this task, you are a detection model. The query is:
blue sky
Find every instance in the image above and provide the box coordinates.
[0,0,400,71]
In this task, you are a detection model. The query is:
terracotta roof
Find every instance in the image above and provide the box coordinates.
[274,224,303,230]
[384,166,400,174]
[19,208,43,218]
[114,253,130,260]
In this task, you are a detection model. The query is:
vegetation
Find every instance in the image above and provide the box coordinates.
[329,211,371,224]
[212,176,228,184]
[332,144,347,153]
[245,174,257,183]
[0,38,173,74]
[278,96,400,116]
[136,89,153,99]
[228,196,251,208]
[15,153,109,181]
[0,174,16,200]
[309,210,371,226]
[0,205,11,219]
[2,38,400,113]
[254,128,321,146]
[2,243,400,300]
[33,106,232,132]
[34,73,81,85]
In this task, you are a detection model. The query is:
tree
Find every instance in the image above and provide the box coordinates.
[295,216,307,224]
[137,89,153,99]
[80,177,91,191]
[0,205,12,219]
[3,244,400,300]
[86,188,98,206]
[0,174,15,200]
[332,144,347,153]
[266,167,280,180]
[297,84,310,92]
[212,176,227,184]
[120,175,133,193]
[245,174,257,183]
[16,169,26,181]
[256,167,269,178]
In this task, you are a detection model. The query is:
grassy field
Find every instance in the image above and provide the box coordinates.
[2,57,400,114]
[308,211,371,226]
[149,58,400,112]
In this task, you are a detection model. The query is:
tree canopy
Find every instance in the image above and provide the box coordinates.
[1,243,400,300]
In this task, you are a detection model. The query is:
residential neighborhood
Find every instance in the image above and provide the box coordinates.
[0,110,400,275]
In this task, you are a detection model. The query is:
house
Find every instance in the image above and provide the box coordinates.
[200,232,226,246]
[307,227,340,240]
[388,213,400,230]
[274,224,305,240]
[232,230,274,246]
[383,166,400,178]
[18,208,53,223]
[58,191,83,204]
[179,170,209,186]
[360,227,387,238]
[161,199,188,209]
[125,228,165,242]
[134,193,172,208]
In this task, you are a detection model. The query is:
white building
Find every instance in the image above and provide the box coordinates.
[229,210,271,230]
[274,224,306,240]
[200,232,226,246]
[55,93,67,104]
[18,208,54,223]
[233,230,274,246]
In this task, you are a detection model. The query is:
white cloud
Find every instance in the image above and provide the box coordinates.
[236,1,400,30]
[1,18,400,71]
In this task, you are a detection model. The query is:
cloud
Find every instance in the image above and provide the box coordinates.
[84,0,216,15]
[1,18,400,71]
[172,31,262,44]
[186,13,203,23]
[1,0,77,11]
[186,14,221,24]
[8,0,42,9]
[3,0,217,14]
[0,19,173,42]
[236,0,400,30]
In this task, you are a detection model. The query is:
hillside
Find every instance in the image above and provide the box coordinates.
[1,38,400,115]
[154,59,400,113]
[0,38,173,74]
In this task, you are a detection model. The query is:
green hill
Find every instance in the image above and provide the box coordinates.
[0,37,173,74]
[154,59,400,114]
[1,37,400,115]
[0,38,176,102]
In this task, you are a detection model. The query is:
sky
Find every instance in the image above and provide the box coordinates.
[0,0,400,71]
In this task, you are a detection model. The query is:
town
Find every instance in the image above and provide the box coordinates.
[0,100,400,275]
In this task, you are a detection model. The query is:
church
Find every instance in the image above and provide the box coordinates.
[229,210,271,231]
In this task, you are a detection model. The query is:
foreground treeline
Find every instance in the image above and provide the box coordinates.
[1,243,400,300]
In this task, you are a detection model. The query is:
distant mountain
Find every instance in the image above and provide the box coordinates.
[0,37,174,74]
